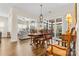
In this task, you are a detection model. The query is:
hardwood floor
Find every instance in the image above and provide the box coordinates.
[0,38,46,56]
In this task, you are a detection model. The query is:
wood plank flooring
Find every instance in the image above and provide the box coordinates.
[0,38,46,56]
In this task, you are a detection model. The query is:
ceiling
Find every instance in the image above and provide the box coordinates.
[0,3,74,19]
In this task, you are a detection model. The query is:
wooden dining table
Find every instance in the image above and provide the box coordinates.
[28,32,52,48]
[28,33,43,46]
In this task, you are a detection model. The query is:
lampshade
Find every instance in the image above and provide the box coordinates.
[66,13,72,23]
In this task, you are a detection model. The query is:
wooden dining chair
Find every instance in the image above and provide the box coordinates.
[44,34,52,46]
[46,33,71,56]
[36,31,52,48]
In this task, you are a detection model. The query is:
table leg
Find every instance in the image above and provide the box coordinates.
[30,37,32,45]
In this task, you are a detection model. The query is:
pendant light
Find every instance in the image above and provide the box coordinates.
[39,4,43,22]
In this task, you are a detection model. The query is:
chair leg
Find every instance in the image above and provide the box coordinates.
[47,40,50,45]
[73,41,76,56]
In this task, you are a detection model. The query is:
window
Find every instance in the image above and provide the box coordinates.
[18,24,23,29]
[0,22,4,28]
[52,18,62,38]
[56,18,62,38]
[56,23,62,38]
[18,24,27,29]
[0,21,4,32]
[52,24,56,37]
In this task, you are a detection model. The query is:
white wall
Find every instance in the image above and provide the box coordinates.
[0,16,8,37]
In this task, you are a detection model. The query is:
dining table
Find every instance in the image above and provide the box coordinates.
[28,33,43,46]
[28,32,52,48]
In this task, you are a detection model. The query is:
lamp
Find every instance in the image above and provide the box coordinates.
[66,13,72,23]
[66,13,72,33]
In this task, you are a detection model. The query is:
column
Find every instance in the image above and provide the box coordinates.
[76,3,79,56]
[8,8,18,42]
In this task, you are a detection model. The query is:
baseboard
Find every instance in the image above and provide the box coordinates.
[2,37,7,38]
[2,37,6,38]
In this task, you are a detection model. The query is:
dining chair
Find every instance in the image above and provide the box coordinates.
[46,33,71,56]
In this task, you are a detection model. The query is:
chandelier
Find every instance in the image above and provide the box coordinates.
[39,4,43,22]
